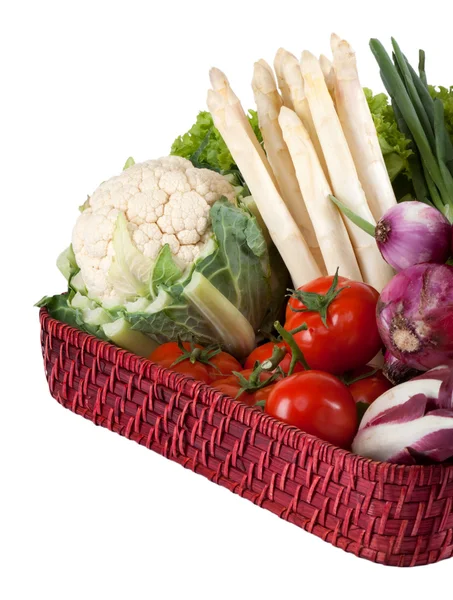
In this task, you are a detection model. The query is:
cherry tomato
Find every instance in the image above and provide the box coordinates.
[285,274,382,374]
[346,365,393,422]
[347,365,393,406]
[265,371,358,449]
[149,342,200,366]
[166,360,211,383]
[149,342,210,383]
[211,369,278,407]
[207,352,242,382]
[149,342,241,384]
[244,342,304,374]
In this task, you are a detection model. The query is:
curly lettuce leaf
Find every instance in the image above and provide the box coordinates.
[364,88,413,181]
[429,86,453,138]
[170,110,262,174]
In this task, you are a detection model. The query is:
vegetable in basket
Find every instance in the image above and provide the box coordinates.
[383,351,422,385]
[370,38,453,222]
[212,369,279,407]
[331,197,452,272]
[38,157,288,359]
[330,34,398,221]
[251,59,325,273]
[300,50,394,291]
[284,272,382,375]
[206,67,321,288]
[265,370,358,449]
[211,344,288,406]
[344,366,393,423]
[149,341,241,383]
[352,365,453,464]
[377,263,453,371]
[244,341,304,375]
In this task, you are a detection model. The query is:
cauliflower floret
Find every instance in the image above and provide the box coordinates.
[72,156,235,300]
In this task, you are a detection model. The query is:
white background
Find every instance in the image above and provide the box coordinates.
[2,1,452,598]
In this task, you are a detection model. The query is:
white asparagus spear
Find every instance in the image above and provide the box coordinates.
[209,68,278,187]
[319,54,336,100]
[207,71,321,287]
[274,48,295,109]
[300,51,394,291]
[277,50,328,176]
[257,58,277,86]
[281,51,328,178]
[279,107,362,281]
[331,34,397,220]
[252,62,326,273]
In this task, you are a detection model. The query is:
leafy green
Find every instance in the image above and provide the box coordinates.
[170,110,262,190]
[195,198,269,330]
[123,156,135,170]
[36,294,78,327]
[56,245,79,281]
[150,245,183,297]
[124,198,274,355]
[102,318,158,357]
[126,292,223,347]
[183,272,255,357]
[370,38,453,220]
[40,196,281,357]
[36,293,109,340]
[107,212,154,300]
[258,244,291,339]
[429,86,453,138]
[365,83,453,189]
[364,88,413,181]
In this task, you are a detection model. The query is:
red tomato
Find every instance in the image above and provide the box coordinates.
[244,342,304,374]
[265,371,358,449]
[166,360,211,383]
[149,342,241,384]
[211,369,278,406]
[207,352,242,382]
[149,342,200,366]
[347,366,393,406]
[285,274,381,374]
[149,342,210,383]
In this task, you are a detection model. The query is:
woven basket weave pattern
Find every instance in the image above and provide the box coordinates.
[40,309,453,567]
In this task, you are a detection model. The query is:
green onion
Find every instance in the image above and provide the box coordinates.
[370,38,453,221]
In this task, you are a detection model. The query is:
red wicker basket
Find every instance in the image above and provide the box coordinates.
[39,308,453,567]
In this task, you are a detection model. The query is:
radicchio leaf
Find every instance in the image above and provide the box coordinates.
[364,393,427,429]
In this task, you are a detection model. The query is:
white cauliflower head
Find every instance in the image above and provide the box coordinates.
[72,156,236,301]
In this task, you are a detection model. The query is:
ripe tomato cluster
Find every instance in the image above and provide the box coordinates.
[148,274,392,450]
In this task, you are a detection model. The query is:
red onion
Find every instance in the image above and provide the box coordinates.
[375,201,451,271]
[377,263,453,371]
[330,196,452,271]
[383,350,421,385]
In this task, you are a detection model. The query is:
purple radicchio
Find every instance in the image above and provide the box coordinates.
[352,364,453,464]
[377,263,453,371]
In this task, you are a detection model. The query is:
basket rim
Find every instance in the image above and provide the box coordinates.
[40,307,453,482]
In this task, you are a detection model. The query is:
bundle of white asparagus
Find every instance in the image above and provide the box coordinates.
[207,34,397,292]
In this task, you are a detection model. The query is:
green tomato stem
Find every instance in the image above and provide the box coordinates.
[274,321,310,373]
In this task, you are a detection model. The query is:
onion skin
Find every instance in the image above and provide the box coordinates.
[383,350,421,385]
[375,201,451,271]
[377,263,453,371]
